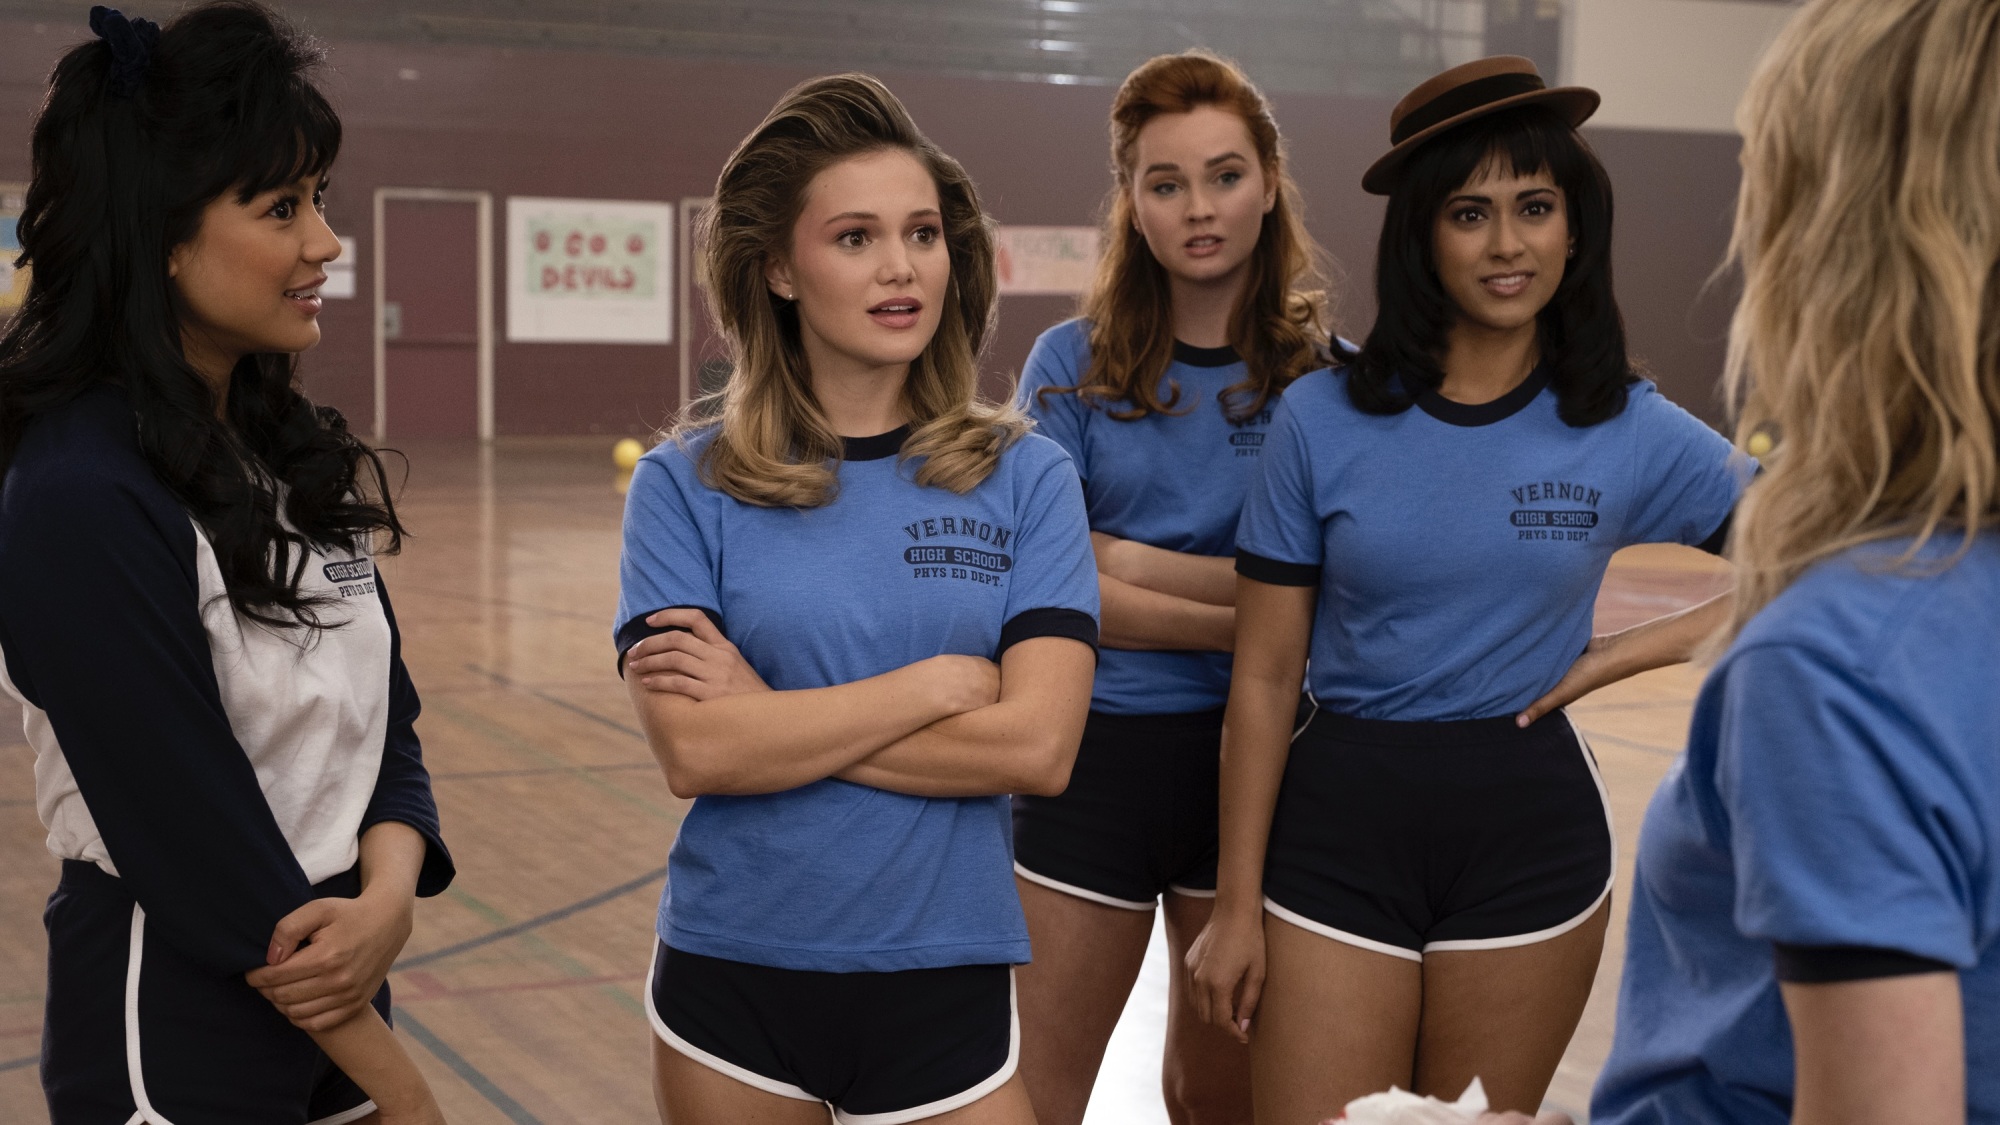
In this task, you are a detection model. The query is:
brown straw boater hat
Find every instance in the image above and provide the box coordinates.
[1362,55,1600,195]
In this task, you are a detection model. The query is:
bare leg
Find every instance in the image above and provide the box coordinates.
[1413,900,1610,1113]
[654,1036,831,1125]
[1012,876,1155,1125]
[929,1071,1041,1124]
[1252,911,1423,1124]
[1160,892,1252,1125]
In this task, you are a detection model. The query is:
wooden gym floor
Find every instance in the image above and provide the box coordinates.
[0,438,1730,1124]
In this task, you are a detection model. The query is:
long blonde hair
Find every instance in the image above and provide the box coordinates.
[1723,0,2000,638]
[1065,51,1328,423]
[688,73,1026,508]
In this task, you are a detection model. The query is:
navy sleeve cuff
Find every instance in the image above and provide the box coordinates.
[997,607,1098,659]
[371,576,454,898]
[358,807,456,898]
[1695,508,1735,556]
[1773,943,1956,983]
[1236,550,1321,587]
[616,605,726,677]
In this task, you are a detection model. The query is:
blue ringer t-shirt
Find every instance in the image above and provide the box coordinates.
[1017,318,1279,714]
[616,424,1098,972]
[1236,366,1753,721]
[1592,534,2000,1124]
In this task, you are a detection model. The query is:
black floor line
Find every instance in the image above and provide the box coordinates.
[393,1006,547,1125]
[396,865,668,971]
[465,663,648,740]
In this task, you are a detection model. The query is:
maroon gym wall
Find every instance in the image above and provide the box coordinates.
[0,18,1742,433]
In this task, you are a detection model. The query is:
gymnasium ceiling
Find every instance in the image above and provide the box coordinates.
[0,0,1488,96]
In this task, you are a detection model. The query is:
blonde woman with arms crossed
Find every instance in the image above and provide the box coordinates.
[618,74,1099,1125]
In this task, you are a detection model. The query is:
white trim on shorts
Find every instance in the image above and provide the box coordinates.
[830,973,1021,1125]
[643,945,1022,1122]
[1018,693,1313,913]
[1013,861,1155,912]
[1264,709,1616,962]
[1261,897,1424,963]
[1294,692,1321,742]
[121,904,380,1125]
[1261,693,1420,953]
[1419,712,1615,954]
[643,943,818,1103]
[122,905,180,1125]
[309,1101,382,1125]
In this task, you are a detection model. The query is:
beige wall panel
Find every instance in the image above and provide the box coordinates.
[1569,0,1797,133]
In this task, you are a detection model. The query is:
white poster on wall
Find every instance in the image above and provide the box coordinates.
[507,197,673,343]
[324,236,357,299]
[995,225,1100,296]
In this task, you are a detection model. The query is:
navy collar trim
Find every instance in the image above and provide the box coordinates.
[842,426,910,461]
[1172,340,1241,368]
[1417,364,1551,427]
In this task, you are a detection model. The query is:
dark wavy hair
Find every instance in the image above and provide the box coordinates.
[1341,105,1635,426]
[0,1,404,629]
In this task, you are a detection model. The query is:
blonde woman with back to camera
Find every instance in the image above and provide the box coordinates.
[1591,1,2000,1121]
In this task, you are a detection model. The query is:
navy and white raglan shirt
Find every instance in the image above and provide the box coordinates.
[1593,534,2000,1124]
[1016,318,1278,715]
[616,424,1098,973]
[0,385,453,978]
[1236,366,1755,721]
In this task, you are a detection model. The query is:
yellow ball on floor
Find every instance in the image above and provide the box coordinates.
[613,438,645,470]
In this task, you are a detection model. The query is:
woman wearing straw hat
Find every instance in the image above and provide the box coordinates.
[1187,57,1755,1118]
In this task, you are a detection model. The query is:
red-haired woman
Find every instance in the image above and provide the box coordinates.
[1010,49,1330,1125]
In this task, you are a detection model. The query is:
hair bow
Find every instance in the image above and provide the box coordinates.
[89,6,160,98]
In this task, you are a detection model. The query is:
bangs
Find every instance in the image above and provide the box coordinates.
[1415,106,1587,198]
[1355,99,1630,428]
[226,73,342,201]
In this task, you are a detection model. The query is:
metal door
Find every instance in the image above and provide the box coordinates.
[373,189,494,440]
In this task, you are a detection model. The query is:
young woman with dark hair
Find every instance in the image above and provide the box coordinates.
[0,4,452,1121]
[1344,102,1631,428]
[1186,58,1755,1119]
[1007,49,1327,1125]
[616,73,1098,1124]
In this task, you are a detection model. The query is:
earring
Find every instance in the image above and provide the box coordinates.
[1567,246,1576,258]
